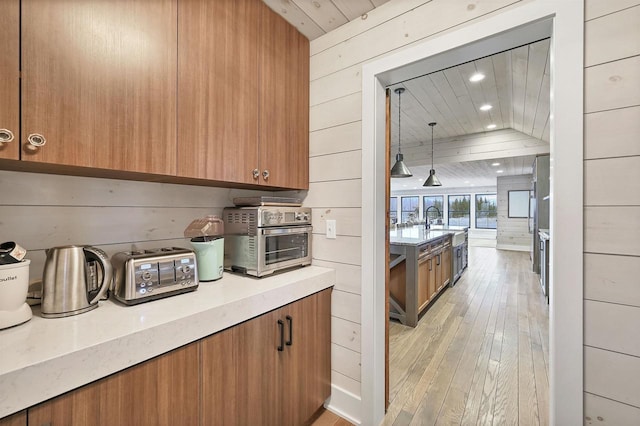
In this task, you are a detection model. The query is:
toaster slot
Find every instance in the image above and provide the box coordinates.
[158,260,176,286]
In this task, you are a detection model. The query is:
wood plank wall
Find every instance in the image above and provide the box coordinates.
[0,171,269,282]
[305,0,527,417]
[496,174,532,251]
[583,1,640,422]
[307,0,639,421]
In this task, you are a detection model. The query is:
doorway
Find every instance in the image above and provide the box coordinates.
[360,2,584,425]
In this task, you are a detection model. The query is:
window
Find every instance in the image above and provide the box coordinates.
[475,194,497,229]
[448,195,471,227]
[390,197,398,224]
[423,196,444,221]
[401,196,419,223]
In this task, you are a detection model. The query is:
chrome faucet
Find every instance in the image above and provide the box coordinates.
[425,206,441,230]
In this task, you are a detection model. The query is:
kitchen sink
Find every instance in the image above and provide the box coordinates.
[451,231,466,246]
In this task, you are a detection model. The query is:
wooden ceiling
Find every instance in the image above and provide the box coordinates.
[389,39,550,192]
[389,39,551,147]
[390,155,536,192]
[262,0,389,40]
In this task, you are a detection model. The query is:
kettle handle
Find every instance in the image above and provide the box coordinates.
[83,246,113,305]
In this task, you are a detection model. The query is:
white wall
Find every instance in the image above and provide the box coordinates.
[305,0,541,422]
[307,0,639,423]
[496,174,532,251]
[0,170,269,282]
[583,1,640,421]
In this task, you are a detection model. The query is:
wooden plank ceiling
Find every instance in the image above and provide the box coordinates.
[262,0,389,40]
[390,40,550,192]
[389,39,551,147]
[392,155,537,191]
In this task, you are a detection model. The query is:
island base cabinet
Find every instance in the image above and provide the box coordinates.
[27,343,200,426]
[200,288,331,426]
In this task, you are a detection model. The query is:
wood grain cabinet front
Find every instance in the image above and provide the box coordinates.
[27,343,200,426]
[20,0,178,175]
[258,4,310,190]
[0,411,26,426]
[0,0,19,161]
[200,288,331,426]
[177,0,309,190]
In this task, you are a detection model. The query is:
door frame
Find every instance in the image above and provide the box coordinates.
[360,1,583,425]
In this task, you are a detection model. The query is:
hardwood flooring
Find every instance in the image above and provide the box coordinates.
[383,247,549,426]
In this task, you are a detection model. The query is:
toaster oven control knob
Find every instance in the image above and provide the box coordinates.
[142,271,152,281]
[181,265,191,275]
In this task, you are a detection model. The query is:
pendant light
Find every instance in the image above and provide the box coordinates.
[390,88,412,178]
[423,122,442,186]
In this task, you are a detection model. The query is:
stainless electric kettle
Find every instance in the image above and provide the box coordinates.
[41,246,113,318]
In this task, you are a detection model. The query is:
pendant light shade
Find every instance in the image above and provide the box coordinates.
[391,88,412,178]
[423,122,442,187]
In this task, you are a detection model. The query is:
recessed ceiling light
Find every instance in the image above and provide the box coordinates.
[470,184,475,186]
[469,73,485,82]
[402,184,407,187]
[486,124,497,129]
[464,181,470,184]
[480,104,492,111]
[496,170,504,173]
[491,162,500,166]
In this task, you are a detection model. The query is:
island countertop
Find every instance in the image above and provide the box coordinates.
[0,266,335,418]
[390,225,468,246]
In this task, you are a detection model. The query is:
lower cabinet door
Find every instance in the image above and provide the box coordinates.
[201,308,284,426]
[417,255,430,311]
[0,411,26,426]
[28,343,200,426]
[442,244,452,286]
[427,256,436,301]
[281,288,331,425]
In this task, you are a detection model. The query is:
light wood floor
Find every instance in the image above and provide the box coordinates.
[383,247,549,426]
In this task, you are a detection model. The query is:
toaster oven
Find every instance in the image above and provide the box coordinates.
[111,247,198,305]
[223,206,312,277]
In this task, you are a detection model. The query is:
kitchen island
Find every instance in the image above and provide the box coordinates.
[390,225,468,327]
[0,266,334,421]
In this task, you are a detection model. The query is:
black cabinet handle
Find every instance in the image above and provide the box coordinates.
[437,254,441,266]
[286,315,293,346]
[428,258,432,271]
[277,320,284,351]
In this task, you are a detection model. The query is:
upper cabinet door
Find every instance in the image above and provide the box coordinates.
[21,0,177,175]
[0,0,19,160]
[259,6,310,190]
[177,0,260,185]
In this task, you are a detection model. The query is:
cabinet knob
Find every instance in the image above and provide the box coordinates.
[262,169,270,180]
[27,133,47,147]
[0,129,14,143]
[252,168,260,180]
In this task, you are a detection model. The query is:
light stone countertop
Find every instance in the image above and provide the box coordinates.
[0,266,335,418]
[390,225,468,246]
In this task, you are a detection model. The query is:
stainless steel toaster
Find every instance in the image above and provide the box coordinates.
[111,247,198,305]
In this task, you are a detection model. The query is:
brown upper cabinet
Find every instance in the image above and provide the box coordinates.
[177,0,261,185]
[19,0,178,175]
[178,0,309,189]
[258,5,310,190]
[2,0,308,190]
[0,0,20,161]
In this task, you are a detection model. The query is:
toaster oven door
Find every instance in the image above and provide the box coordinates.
[258,225,312,275]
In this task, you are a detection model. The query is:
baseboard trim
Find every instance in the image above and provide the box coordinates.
[496,243,529,252]
[325,384,362,425]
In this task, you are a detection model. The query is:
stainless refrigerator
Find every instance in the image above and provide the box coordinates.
[530,155,550,273]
